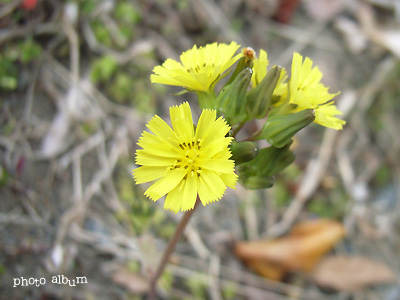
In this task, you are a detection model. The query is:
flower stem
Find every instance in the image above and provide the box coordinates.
[197,91,216,109]
[232,119,247,137]
[148,198,200,300]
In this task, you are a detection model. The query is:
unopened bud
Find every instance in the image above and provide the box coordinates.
[225,47,255,86]
[240,175,274,190]
[246,66,282,119]
[241,143,294,178]
[217,68,252,124]
[230,141,258,165]
[259,109,315,148]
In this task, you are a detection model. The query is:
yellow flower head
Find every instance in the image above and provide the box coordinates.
[133,102,238,213]
[150,42,241,93]
[289,53,346,130]
[251,49,288,106]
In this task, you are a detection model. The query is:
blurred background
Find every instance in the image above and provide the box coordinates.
[1,0,400,299]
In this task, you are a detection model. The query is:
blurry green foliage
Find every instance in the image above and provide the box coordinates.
[0,38,41,90]
[375,166,390,187]
[127,260,140,273]
[308,189,347,218]
[114,1,141,25]
[0,165,9,187]
[80,0,97,15]
[0,264,5,277]
[0,55,18,90]
[185,275,207,299]
[176,0,190,11]
[78,120,98,137]
[273,164,301,207]
[109,72,132,102]
[116,169,177,238]
[273,180,291,207]
[159,271,174,293]
[18,39,42,64]
[222,282,237,300]
[92,20,113,47]
[91,55,118,83]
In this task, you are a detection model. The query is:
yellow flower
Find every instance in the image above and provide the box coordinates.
[251,49,288,106]
[150,42,241,93]
[133,102,238,213]
[289,53,346,130]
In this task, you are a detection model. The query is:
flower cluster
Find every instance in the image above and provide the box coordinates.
[134,42,346,212]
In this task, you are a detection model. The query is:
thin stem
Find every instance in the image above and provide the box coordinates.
[148,198,200,300]
[232,119,247,137]
[247,129,262,141]
[197,91,216,109]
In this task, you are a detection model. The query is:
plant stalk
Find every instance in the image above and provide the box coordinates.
[148,198,200,300]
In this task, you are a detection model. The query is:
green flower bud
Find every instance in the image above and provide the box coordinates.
[258,109,315,148]
[253,143,294,177]
[236,143,294,189]
[239,142,294,176]
[217,68,252,124]
[224,47,255,86]
[246,66,282,119]
[230,141,258,165]
[240,175,274,190]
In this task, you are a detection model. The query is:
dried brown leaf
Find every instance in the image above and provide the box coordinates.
[234,219,345,280]
[312,256,396,291]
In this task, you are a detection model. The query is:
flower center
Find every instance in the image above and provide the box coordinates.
[173,139,202,177]
[186,63,215,74]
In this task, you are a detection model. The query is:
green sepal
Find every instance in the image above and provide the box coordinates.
[246,66,282,119]
[258,109,315,148]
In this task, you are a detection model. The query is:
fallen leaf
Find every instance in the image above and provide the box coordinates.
[112,268,149,295]
[312,256,396,291]
[234,219,345,280]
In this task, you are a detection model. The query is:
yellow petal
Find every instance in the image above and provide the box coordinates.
[144,168,186,201]
[164,181,185,213]
[133,166,166,184]
[136,150,177,166]
[220,172,238,189]
[197,158,235,174]
[198,169,226,205]
[170,102,194,141]
[195,109,217,141]
[147,115,179,147]
[181,173,198,211]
